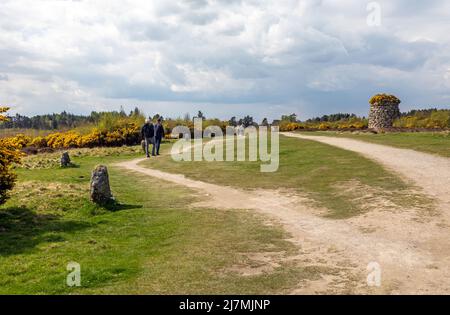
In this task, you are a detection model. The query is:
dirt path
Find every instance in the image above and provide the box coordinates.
[116,156,450,294]
[282,132,450,212]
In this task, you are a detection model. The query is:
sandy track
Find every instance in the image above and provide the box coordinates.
[282,132,450,211]
[116,155,450,294]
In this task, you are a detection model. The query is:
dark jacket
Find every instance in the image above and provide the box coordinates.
[154,123,165,140]
[141,123,154,139]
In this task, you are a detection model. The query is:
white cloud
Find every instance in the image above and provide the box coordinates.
[0,0,449,120]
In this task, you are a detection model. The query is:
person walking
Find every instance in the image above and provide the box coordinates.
[141,118,154,158]
[152,118,165,156]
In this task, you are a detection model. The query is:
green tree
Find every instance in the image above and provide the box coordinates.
[197,111,206,121]
[241,115,254,127]
[228,116,237,127]
[281,113,298,123]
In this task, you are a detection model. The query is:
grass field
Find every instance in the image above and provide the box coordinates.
[297,131,450,158]
[0,133,440,294]
[0,146,330,294]
[142,135,431,219]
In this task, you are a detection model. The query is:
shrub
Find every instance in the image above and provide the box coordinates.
[369,94,401,105]
[318,123,331,130]
[80,129,102,148]
[62,132,82,148]
[3,123,143,152]
[46,132,67,149]
[31,136,48,148]
[0,107,23,205]
[8,134,32,148]
[428,111,450,128]
[394,109,450,129]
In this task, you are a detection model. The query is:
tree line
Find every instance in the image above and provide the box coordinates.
[0,107,145,130]
[2,107,448,131]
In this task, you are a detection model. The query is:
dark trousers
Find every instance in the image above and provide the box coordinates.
[144,137,153,157]
[152,138,161,156]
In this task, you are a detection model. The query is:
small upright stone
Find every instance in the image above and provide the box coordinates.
[61,152,71,167]
[90,165,114,205]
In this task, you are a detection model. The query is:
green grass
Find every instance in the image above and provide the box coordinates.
[0,146,328,294]
[298,131,450,158]
[142,136,431,219]
[0,133,437,294]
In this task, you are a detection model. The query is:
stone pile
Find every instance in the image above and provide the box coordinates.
[368,96,401,130]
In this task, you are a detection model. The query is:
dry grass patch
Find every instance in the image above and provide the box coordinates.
[19,146,142,169]
[332,179,436,218]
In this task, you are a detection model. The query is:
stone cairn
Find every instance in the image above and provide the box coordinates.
[90,165,114,205]
[368,94,401,130]
[60,152,71,167]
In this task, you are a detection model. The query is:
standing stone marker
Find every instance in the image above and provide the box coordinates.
[90,165,114,205]
[61,152,71,167]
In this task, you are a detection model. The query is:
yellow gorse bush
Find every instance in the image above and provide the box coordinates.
[369,94,401,105]
[0,107,23,205]
[2,122,143,151]
[278,120,369,132]
[394,110,450,129]
[0,107,10,122]
[30,136,47,148]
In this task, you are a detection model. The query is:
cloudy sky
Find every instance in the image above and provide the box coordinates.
[0,0,449,121]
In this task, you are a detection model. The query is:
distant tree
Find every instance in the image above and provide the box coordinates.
[241,115,254,128]
[119,106,127,117]
[271,119,281,126]
[90,111,101,124]
[228,116,238,127]
[51,118,58,129]
[183,113,191,122]
[261,118,269,126]
[306,113,358,123]
[281,113,298,123]
[197,111,206,121]
[130,107,142,117]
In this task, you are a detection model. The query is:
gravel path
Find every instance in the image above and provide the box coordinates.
[116,147,450,294]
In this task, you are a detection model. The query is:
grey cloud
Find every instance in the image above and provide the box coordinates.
[122,20,177,42]
[181,11,218,25]
[345,33,437,71]
[184,0,209,10]
[0,0,449,119]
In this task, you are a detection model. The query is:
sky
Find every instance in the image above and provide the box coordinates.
[0,0,449,121]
